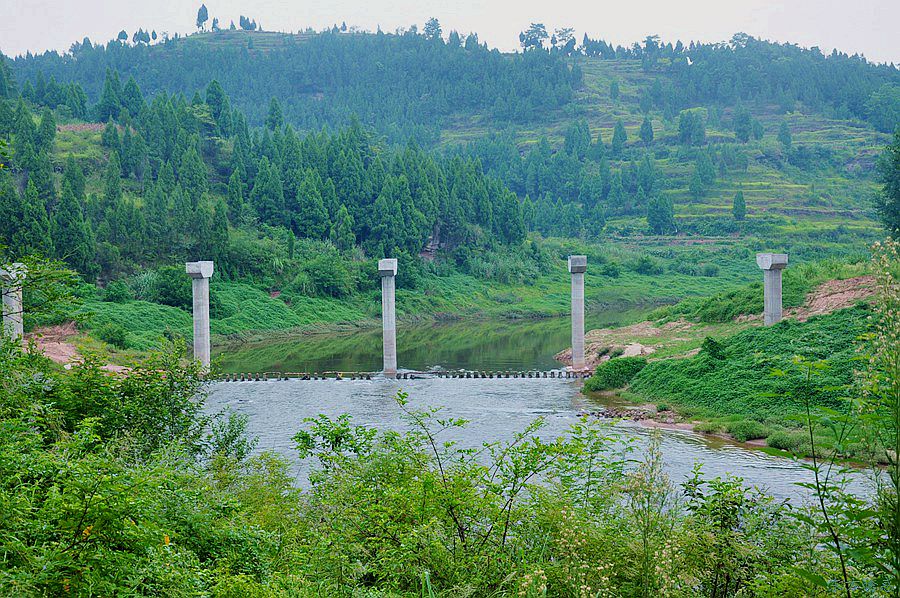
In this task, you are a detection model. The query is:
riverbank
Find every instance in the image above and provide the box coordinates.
[571,271,879,461]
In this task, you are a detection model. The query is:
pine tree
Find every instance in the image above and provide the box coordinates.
[292,170,328,239]
[250,157,285,225]
[521,195,535,231]
[732,188,746,221]
[96,69,121,122]
[875,130,900,237]
[639,116,654,145]
[330,204,356,250]
[265,97,284,131]
[0,170,24,244]
[101,118,120,152]
[15,180,54,255]
[226,170,245,223]
[611,120,627,157]
[778,121,792,152]
[196,4,209,30]
[178,146,208,207]
[689,168,704,201]
[210,197,230,259]
[53,180,97,277]
[646,193,675,234]
[37,107,56,153]
[121,76,144,119]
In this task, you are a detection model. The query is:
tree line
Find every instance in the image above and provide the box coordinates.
[6,27,580,144]
[0,77,527,282]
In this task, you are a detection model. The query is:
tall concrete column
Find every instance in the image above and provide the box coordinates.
[756,253,788,326]
[568,255,587,371]
[185,261,214,368]
[379,258,398,378]
[1,263,27,342]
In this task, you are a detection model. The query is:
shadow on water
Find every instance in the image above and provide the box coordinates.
[215,307,648,373]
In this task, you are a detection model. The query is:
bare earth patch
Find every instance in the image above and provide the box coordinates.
[787,275,876,321]
[557,275,877,368]
[26,322,128,373]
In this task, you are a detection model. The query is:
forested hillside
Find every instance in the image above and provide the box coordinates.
[8,30,579,144]
[1,23,898,347]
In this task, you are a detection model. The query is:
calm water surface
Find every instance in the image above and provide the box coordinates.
[207,314,870,503]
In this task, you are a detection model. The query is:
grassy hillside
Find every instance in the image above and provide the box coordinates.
[445,56,887,245]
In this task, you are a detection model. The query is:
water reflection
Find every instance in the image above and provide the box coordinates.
[215,309,647,373]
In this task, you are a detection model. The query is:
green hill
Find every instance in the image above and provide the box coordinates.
[0,27,897,349]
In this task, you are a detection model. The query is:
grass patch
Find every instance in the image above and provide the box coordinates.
[628,304,869,419]
[583,356,648,392]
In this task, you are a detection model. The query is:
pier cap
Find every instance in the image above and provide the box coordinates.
[568,255,587,274]
[378,258,398,277]
[0,263,27,282]
[756,253,788,271]
[185,261,215,279]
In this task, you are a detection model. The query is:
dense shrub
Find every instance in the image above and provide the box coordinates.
[583,356,649,391]
[727,419,771,442]
[102,280,133,303]
[95,322,128,348]
[148,265,193,310]
[767,430,809,453]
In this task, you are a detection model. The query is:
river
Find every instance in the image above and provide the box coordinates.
[207,313,870,503]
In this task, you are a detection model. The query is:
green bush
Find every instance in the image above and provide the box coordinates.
[726,419,771,442]
[767,430,808,453]
[148,265,193,310]
[583,356,648,392]
[695,421,724,434]
[95,323,128,349]
[102,280,133,303]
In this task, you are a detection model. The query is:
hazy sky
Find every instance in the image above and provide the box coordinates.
[2,0,898,64]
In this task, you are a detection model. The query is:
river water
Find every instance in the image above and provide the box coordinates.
[207,313,870,503]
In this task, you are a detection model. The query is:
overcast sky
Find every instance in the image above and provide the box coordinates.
[2,0,898,64]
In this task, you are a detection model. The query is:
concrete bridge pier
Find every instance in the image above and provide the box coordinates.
[379,258,398,378]
[568,255,587,371]
[185,261,214,369]
[756,253,788,326]
[1,263,27,342]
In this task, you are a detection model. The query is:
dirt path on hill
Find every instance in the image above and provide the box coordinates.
[557,275,877,368]
[26,323,129,373]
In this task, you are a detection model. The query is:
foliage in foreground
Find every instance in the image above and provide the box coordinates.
[1,242,898,596]
[0,342,891,597]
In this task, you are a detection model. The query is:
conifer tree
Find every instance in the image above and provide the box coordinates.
[226,170,245,223]
[178,146,208,207]
[15,180,53,255]
[54,180,97,277]
[732,188,746,221]
[0,170,24,244]
[96,69,121,122]
[250,157,285,225]
[778,121,792,152]
[121,77,144,119]
[292,169,328,239]
[265,97,284,131]
[640,116,654,145]
[330,204,356,250]
[37,107,56,153]
[101,118,120,152]
[647,193,675,234]
[611,120,627,157]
